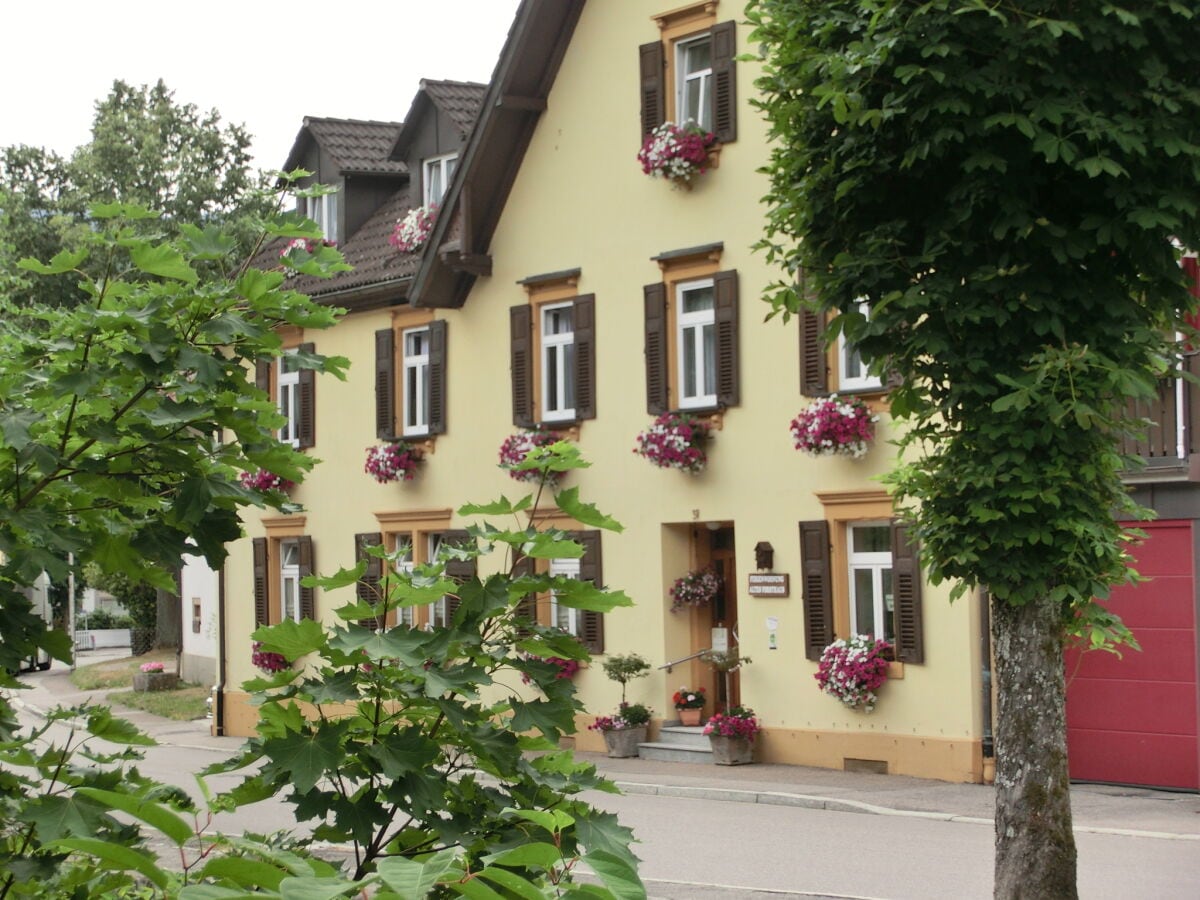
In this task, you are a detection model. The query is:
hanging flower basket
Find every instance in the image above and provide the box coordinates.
[637,121,717,188]
[498,429,562,484]
[389,203,437,254]
[364,441,423,483]
[252,641,291,674]
[790,394,879,459]
[633,412,710,473]
[815,634,893,713]
[239,469,294,492]
[669,568,720,613]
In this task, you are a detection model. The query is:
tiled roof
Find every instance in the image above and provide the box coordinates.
[421,80,487,138]
[287,118,406,175]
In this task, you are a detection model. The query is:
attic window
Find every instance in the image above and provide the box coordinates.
[304,191,339,243]
[424,154,458,207]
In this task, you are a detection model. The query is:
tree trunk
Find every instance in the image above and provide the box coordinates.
[991,594,1078,899]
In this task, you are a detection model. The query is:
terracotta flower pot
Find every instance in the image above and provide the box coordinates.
[678,707,702,726]
[602,725,647,758]
[709,735,754,766]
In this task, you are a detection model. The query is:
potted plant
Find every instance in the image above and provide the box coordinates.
[790,394,879,459]
[637,120,717,189]
[364,441,423,483]
[601,652,650,705]
[252,641,291,675]
[815,634,893,713]
[633,412,710,473]
[499,429,563,484]
[672,685,706,726]
[703,706,760,765]
[700,647,751,720]
[669,567,721,614]
[588,702,653,758]
[238,469,295,493]
[389,203,438,254]
[132,660,178,692]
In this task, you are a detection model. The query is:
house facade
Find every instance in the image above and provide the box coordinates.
[215,0,991,785]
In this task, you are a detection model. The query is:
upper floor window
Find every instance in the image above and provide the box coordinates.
[549,556,582,637]
[640,11,737,144]
[304,191,339,243]
[800,307,887,398]
[403,326,431,436]
[838,301,883,392]
[257,344,316,450]
[541,303,576,422]
[277,352,301,447]
[424,154,458,207]
[676,33,713,131]
[677,279,717,409]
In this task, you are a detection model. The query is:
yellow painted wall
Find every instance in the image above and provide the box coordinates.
[221,4,985,782]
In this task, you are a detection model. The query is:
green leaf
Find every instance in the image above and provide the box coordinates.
[193,857,288,890]
[260,724,346,793]
[551,579,633,612]
[459,495,534,516]
[0,408,43,451]
[376,850,461,897]
[51,837,171,889]
[554,487,624,532]
[128,243,199,284]
[17,248,88,274]
[279,877,365,900]
[484,842,562,870]
[523,533,583,560]
[179,223,237,259]
[73,787,194,846]
[304,561,366,591]
[474,868,547,900]
[252,617,327,660]
[583,850,646,900]
[85,706,156,746]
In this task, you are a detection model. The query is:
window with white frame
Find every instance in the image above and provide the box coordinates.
[549,556,582,637]
[677,279,717,409]
[847,522,895,643]
[304,191,339,243]
[676,33,713,131]
[541,303,576,421]
[423,154,458,207]
[280,540,302,623]
[838,300,883,392]
[403,326,430,436]
[393,539,416,628]
[427,533,450,629]
[278,351,301,447]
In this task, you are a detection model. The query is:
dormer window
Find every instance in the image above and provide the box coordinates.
[423,154,458,207]
[303,191,339,243]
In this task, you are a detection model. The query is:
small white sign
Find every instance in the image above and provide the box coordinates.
[711,627,729,653]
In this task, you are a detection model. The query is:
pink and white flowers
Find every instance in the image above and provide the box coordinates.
[791,395,878,459]
[815,635,893,713]
[389,203,437,254]
[637,121,716,186]
[252,641,290,674]
[702,706,761,741]
[139,661,165,673]
[364,442,423,483]
[669,568,721,613]
[498,430,561,483]
[633,412,710,473]
[239,470,294,493]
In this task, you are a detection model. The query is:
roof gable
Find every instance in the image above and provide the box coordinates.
[282,117,406,177]
[390,80,488,160]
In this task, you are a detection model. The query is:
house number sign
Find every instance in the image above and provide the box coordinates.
[748,573,790,597]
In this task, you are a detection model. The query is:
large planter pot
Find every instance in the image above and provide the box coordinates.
[709,735,754,766]
[678,708,702,726]
[602,725,647,758]
[132,672,179,693]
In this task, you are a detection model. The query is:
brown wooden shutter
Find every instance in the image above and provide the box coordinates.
[574,530,605,654]
[298,535,315,620]
[427,320,447,435]
[441,529,475,581]
[510,305,535,428]
[375,329,396,440]
[799,520,834,661]
[891,522,925,664]
[255,359,271,394]
[639,40,665,138]
[643,283,669,414]
[355,532,383,629]
[711,21,738,144]
[297,342,316,449]
[573,294,596,421]
[512,555,537,633]
[714,270,739,407]
[800,309,829,396]
[252,537,268,626]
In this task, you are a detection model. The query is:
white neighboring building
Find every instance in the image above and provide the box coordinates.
[179,554,218,685]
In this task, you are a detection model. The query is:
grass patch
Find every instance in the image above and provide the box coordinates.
[69,655,176,691]
[107,685,209,721]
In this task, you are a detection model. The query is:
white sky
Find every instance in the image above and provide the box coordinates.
[1,0,521,172]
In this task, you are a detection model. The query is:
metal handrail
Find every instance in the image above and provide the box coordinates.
[658,648,710,673]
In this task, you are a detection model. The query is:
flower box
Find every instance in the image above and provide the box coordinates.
[637,121,717,189]
[708,734,754,765]
[364,442,423,483]
[791,395,879,459]
[633,412,710,473]
[498,430,563,483]
[601,726,647,758]
[815,634,893,712]
[389,203,437,254]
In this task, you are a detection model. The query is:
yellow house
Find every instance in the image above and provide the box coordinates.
[218,0,988,784]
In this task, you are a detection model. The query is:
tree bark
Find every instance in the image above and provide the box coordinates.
[991,594,1077,899]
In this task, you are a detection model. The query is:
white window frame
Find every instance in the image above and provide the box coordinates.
[541,302,576,422]
[280,540,302,624]
[676,278,717,409]
[423,153,458,207]
[393,538,416,629]
[676,32,713,132]
[278,351,301,447]
[304,190,339,243]
[847,522,894,643]
[402,326,430,437]
[549,557,582,638]
[428,534,450,629]
[838,299,883,392]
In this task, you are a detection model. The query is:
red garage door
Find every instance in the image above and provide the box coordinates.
[1065,520,1200,790]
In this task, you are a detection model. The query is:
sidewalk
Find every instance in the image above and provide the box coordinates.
[11,654,1199,841]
